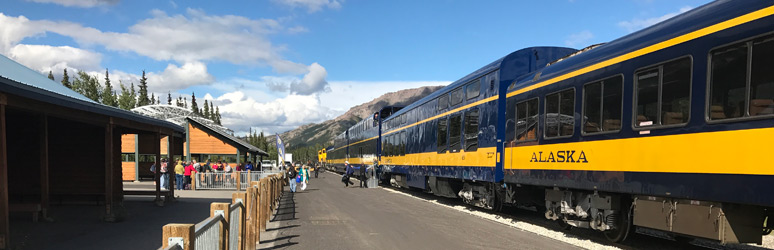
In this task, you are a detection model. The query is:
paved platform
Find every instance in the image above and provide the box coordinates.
[8,182,234,250]
[258,172,581,250]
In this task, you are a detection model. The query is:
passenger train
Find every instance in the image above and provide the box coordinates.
[325,0,774,244]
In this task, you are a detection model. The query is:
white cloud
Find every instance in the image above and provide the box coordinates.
[272,0,342,13]
[287,26,309,34]
[564,30,594,48]
[8,44,102,73]
[290,63,328,95]
[618,6,693,33]
[25,0,119,8]
[213,91,334,134]
[90,62,215,93]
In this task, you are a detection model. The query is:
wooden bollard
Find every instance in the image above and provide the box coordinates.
[211,202,231,250]
[232,193,247,250]
[162,223,194,249]
[260,179,268,232]
[192,173,197,191]
[246,187,259,248]
[236,172,241,191]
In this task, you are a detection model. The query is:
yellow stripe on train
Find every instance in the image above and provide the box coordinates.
[506,127,774,175]
[381,147,497,167]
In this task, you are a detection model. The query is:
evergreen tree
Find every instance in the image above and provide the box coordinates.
[190,92,199,114]
[101,69,117,107]
[84,73,101,102]
[61,69,71,89]
[209,102,215,120]
[151,93,156,105]
[184,97,188,109]
[71,71,84,94]
[118,82,137,110]
[167,92,172,105]
[215,106,222,125]
[137,70,150,106]
[130,82,138,108]
[176,96,182,107]
[47,71,54,81]
[203,100,210,118]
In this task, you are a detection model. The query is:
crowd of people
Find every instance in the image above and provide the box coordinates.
[151,159,263,190]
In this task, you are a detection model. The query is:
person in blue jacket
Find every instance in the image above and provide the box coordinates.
[344,161,355,187]
[245,161,254,171]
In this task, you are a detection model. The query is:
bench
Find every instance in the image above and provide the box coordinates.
[10,203,42,222]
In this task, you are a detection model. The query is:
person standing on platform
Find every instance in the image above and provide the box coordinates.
[160,159,169,190]
[299,164,308,191]
[344,161,354,187]
[245,161,253,171]
[359,163,367,188]
[174,160,185,190]
[287,166,298,192]
[184,161,197,189]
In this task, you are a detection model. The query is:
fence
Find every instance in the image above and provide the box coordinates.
[194,170,283,191]
[160,172,286,250]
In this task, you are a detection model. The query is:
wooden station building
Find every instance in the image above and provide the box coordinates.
[0,55,186,249]
[121,106,268,181]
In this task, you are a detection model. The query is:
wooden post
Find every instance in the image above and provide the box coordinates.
[236,173,241,191]
[232,193,246,250]
[192,172,197,191]
[167,136,175,200]
[103,123,116,221]
[161,224,194,249]
[154,132,162,205]
[211,202,230,249]
[39,115,49,220]
[246,187,259,248]
[247,170,252,185]
[0,103,9,249]
[260,180,268,232]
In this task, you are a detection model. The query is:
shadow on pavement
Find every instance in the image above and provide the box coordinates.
[260,190,300,249]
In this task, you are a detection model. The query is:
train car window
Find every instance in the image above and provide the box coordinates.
[464,108,479,151]
[750,36,774,116]
[450,88,464,107]
[635,57,691,126]
[545,88,575,138]
[583,76,623,134]
[466,80,480,100]
[449,114,462,152]
[400,131,406,156]
[438,95,449,111]
[437,118,448,153]
[516,98,538,142]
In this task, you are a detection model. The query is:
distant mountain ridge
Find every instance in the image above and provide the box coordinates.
[277,85,444,149]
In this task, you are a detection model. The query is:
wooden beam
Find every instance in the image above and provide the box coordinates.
[0,93,6,105]
[5,94,107,126]
[39,115,49,220]
[167,136,175,200]
[154,132,162,206]
[0,104,9,249]
[103,123,116,222]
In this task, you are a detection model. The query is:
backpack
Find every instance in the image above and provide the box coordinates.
[150,164,156,173]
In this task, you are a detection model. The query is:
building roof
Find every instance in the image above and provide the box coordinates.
[0,54,184,133]
[132,104,233,133]
[186,117,268,157]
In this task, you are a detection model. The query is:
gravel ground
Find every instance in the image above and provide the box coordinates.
[381,186,774,250]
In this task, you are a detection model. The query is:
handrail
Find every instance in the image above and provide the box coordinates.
[194,214,224,237]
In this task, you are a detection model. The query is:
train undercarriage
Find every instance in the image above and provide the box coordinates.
[384,173,771,245]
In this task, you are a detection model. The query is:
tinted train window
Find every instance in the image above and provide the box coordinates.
[516,98,538,142]
[449,114,462,152]
[466,80,480,100]
[464,108,479,151]
[635,57,691,126]
[400,131,406,155]
[438,95,449,111]
[583,76,623,134]
[545,88,575,138]
[711,35,774,120]
[450,88,464,107]
[437,118,448,153]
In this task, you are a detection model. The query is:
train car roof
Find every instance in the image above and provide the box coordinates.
[384,46,577,121]
[511,0,765,91]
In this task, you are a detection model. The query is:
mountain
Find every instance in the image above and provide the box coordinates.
[278,85,445,149]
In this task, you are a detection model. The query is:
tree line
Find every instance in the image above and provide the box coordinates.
[48,69,222,125]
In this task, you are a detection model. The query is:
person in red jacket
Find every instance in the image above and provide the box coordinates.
[184,161,197,190]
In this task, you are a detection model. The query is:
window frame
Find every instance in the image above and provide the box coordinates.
[437,116,449,154]
[464,108,479,152]
[632,55,693,130]
[466,79,481,100]
[437,94,449,111]
[581,74,624,136]
[515,97,540,143]
[448,113,463,153]
[705,32,774,124]
[450,87,464,107]
[543,87,576,140]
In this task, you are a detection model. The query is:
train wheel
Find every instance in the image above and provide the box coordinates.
[557,218,572,231]
[603,200,633,243]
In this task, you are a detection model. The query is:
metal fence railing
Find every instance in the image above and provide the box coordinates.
[194,171,282,190]
[195,215,223,250]
[228,201,242,250]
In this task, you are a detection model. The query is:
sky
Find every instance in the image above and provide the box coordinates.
[0,0,711,135]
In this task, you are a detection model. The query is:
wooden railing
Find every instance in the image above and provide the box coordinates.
[160,172,285,250]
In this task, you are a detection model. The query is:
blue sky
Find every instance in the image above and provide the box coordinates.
[0,0,710,134]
